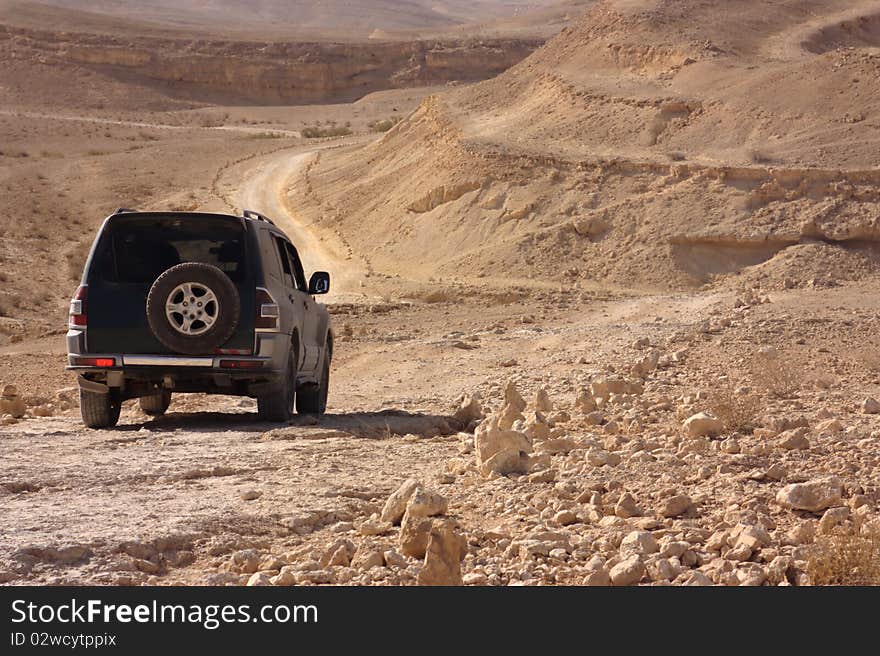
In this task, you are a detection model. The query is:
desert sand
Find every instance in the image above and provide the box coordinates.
[0,0,878,586]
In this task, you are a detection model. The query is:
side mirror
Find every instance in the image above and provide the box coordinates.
[308,271,330,295]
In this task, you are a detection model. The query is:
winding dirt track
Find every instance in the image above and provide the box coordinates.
[235,149,363,302]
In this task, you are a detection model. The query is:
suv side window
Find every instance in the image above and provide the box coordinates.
[285,243,307,291]
[259,228,282,283]
[273,235,296,289]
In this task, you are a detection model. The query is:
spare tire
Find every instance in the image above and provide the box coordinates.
[146,262,240,355]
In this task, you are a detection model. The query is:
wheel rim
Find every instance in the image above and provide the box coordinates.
[165,282,219,335]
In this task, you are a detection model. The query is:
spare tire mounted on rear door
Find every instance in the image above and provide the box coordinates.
[146,262,240,355]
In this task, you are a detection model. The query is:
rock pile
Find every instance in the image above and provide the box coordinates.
[0,385,26,419]
[473,382,533,476]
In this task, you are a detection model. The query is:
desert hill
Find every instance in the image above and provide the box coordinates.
[293,0,880,291]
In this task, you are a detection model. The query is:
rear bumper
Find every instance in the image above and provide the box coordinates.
[67,329,290,398]
[66,354,273,370]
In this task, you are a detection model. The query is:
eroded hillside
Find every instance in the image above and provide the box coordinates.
[0,23,543,107]
[293,0,880,291]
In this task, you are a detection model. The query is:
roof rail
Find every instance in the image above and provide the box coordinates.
[242,209,275,226]
[113,207,137,214]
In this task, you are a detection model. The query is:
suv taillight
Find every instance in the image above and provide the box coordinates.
[69,285,87,328]
[255,287,279,331]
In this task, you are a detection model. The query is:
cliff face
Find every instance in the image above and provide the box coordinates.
[0,25,543,104]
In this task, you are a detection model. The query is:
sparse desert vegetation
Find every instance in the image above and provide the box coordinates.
[808,524,880,586]
[302,122,353,139]
[369,116,403,132]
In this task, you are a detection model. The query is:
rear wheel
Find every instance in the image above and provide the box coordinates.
[258,351,296,422]
[80,389,121,429]
[139,390,171,416]
[296,352,330,415]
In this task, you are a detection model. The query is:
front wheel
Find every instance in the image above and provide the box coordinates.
[296,353,330,415]
[258,352,295,422]
[80,389,121,429]
[140,390,171,416]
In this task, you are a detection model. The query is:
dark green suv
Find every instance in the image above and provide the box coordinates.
[67,209,333,428]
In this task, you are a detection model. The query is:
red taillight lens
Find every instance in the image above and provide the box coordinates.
[219,359,264,369]
[69,285,88,328]
[255,287,279,330]
[73,357,115,367]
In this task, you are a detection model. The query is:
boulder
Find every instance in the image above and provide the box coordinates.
[730,524,771,551]
[523,411,550,442]
[660,494,693,518]
[497,402,525,430]
[573,388,597,414]
[615,492,643,518]
[776,478,843,513]
[474,410,532,476]
[609,555,645,586]
[504,379,526,412]
[776,427,810,450]
[319,539,356,568]
[815,418,843,434]
[682,412,723,438]
[583,569,611,586]
[350,549,384,571]
[0,385,26,419]
[417,519,467,586]
[819,506,850,534]
[534,388,553,412]
[631,350,660,378]
[380,478,420,525]
[399,514,434,558]
[404,487,448,521]
[246,572,272,586]
[620,531,659,556]
[453,394,484,426]
[862,397,880,414]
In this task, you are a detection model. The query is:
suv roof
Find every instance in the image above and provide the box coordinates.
[107,208,288,236]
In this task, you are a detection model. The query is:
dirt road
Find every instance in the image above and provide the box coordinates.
[235,150,366,302]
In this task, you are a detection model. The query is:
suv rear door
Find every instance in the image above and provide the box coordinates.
[85,213,256,354]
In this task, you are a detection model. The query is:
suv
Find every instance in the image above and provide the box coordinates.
[67,208,333,428]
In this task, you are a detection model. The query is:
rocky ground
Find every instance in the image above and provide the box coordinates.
[2,274,879,586]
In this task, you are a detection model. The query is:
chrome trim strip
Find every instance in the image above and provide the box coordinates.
[122,355,215,367]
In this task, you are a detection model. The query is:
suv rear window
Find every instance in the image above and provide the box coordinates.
[92,215,247,284]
